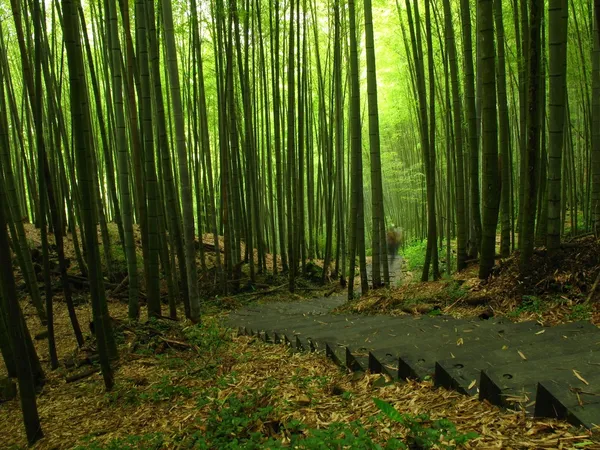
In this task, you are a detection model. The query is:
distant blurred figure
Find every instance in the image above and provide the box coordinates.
[386,226,403,261]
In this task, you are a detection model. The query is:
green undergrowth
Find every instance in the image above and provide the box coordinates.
[104,375,193,406]
[509,294,593,321]
[442,281,468,302]
[75,318,477,450]
[401,240,428,273]
[509,295,545,316]
[400,239,452,281]
[567,303,593,321]
[562,210,585,237]
[75,432,166,450]
[78,394,477,449]
[104,316,231,408]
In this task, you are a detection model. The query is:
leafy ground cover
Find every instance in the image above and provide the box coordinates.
[1,295,598,449]
[341,234,600,326]
[2,226,600,448]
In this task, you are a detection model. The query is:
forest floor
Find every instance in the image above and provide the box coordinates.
[342,233,600,327]
[1,227,600,448]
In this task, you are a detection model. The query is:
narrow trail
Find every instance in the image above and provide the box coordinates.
[362,255,403,292]
[227,258,600,430]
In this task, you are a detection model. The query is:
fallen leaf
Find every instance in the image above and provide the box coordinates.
[468,379,477,390]
[576,390,584,406]
[518,351,527,360]
[573,370,589,385]
[294,394,311,406]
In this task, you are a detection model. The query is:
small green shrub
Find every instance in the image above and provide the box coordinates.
[184,317,229,354]
[156,354,187,370]
[104,385,141,406]
[511,295,544,316]
[280,421,386,450]
[75,432,164,450]
[105,376,191,406]
[142,376,191,402]
[445,281,467,301]
[191,386,388,449]
[193,388,279,449]
[567,303,592,321]
[401,240,428,272]
[373,398,478,449]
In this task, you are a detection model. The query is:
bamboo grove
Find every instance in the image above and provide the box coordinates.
[1,0,600,443]
[396,0,600,282]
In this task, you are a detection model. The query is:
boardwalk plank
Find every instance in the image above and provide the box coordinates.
[479,349,600,413]
[535,376,600,429]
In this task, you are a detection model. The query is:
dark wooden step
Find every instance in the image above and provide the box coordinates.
[227,297,600,429]
[479,348,600,413]
[296,316,434,363]
[395,320,542,380]
[435,322,598,395]
[368,346,404,379]
[535,374,600,429]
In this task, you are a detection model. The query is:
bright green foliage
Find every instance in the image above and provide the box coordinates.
[193,388,279,449]
[74,432,165,450]
[183,318,230,354]
[401,240,428,272]
[281,421,393,450]
[143,376,192,402]
[373,398,479,449]
[510,295,545,316]
[401,239,454,276]
[195,391,377,449]
[105,376,191,406]
[191,393,477,449]
[567,304,593,321]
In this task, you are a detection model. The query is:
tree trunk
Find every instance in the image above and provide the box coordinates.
[161,0,201,321]
[478,0,500,279]
[460,0,482,258]
[364,0,388,287]
[443,0,467,272]
[592,15,600,236]
[519,0,542,271]
[495,0,511,258]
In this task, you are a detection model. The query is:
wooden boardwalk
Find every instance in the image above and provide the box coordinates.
[226,296,600,430]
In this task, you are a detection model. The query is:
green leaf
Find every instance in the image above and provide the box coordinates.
[373,398,405,423]
[574,441,596,448]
